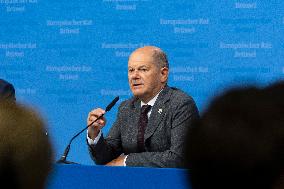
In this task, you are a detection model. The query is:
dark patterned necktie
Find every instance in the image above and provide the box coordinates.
[137,105,152,152]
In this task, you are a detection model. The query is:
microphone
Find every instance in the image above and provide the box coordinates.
[56,96,120,164]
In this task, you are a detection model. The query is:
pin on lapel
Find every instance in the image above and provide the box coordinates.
[158,108,163,114]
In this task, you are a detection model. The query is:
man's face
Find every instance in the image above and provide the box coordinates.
[128,50,168,103]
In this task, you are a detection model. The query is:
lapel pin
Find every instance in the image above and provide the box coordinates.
[158,109,163,114]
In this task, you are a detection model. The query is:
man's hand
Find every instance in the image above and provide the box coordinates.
[87,108,106,140]
[105,155,126,166]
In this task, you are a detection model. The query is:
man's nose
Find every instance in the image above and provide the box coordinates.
[130,70,140,79]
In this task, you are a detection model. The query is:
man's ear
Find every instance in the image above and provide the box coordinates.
[160,67,169,83]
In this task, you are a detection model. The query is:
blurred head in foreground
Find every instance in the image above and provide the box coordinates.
[0,79,16,103]
[186,81,284,189]
[0,102,53,189]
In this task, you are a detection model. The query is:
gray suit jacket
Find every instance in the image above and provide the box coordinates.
[88,86,199,168]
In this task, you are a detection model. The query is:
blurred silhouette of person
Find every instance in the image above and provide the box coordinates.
[186,82,284,189]
[0,79,16,103]
[0,102,53,189]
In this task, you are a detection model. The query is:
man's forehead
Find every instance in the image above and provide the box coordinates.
[128,52,155,64]
[128,60,154,67]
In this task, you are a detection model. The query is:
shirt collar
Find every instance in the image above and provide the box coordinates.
[141,89,163,107]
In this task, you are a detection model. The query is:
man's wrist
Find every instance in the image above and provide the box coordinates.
[88,127,100,140]
[87,130,102,145]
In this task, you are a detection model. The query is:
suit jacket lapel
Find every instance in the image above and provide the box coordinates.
[144,86,172,140]
[130,98,141,135]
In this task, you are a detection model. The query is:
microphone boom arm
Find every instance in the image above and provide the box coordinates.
[56,96,119,164]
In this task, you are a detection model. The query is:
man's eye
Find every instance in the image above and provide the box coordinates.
[140,68,147,72]
[128,69,134,72]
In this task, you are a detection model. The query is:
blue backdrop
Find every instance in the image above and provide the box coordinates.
[0,0,283,165]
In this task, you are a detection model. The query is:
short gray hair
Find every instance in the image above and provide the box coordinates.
[152,48,169,69]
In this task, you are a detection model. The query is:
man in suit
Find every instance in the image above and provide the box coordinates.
[87,46,199,167]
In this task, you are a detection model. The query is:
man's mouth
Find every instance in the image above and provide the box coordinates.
[133,83,143,87]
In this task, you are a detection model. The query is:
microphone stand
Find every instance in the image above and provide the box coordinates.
[56,96,119,164]
[56,115,104,164]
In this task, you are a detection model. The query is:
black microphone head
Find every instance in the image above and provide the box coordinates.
[105,96,119,112]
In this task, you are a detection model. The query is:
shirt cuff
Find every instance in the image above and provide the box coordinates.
[123,155,128,166]
[87,129,102,145]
